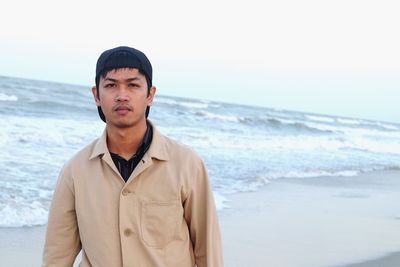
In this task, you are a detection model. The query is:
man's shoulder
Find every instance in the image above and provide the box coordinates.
[55,137,101,182]
[157,132,202,163]
[64,138,100,168]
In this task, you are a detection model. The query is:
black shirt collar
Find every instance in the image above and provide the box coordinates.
[110,124,153,181]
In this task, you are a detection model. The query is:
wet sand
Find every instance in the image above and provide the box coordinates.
[220,170,400,267]
[341,251,400,267]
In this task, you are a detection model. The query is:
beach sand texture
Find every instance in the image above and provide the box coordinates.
[0,171,399,267]
[220,170,400,267]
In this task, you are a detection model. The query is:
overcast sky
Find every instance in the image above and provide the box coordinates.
[1,0,399,122]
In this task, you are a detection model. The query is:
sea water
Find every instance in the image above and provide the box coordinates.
[1,75,400,227]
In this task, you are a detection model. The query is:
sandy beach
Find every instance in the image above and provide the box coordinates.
[341,252,400,267]
[1,170,399,267]
[220,170,400,267]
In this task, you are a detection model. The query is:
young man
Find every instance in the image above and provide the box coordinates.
[42,46,223,267]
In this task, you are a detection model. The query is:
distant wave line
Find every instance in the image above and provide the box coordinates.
[0,92,18,101]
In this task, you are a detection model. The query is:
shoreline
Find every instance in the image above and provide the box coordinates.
[220,170,400,267]
[340,251,400,267]
[1,170,399,267]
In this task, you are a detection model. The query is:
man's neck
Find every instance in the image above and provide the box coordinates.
[106,121,147,160]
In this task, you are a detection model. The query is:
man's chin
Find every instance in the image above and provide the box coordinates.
[113,122,135,129]
[106,119,135,129]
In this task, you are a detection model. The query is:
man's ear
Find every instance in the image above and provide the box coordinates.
[92,86,101,106]
[147,86,156,106]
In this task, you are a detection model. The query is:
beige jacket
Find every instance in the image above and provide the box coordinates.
[42,123,223,267]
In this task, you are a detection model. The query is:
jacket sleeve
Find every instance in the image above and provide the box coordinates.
[42,164,81,267]
[183,158,224,267]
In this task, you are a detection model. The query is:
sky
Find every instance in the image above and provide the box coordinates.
[1,0,399,123]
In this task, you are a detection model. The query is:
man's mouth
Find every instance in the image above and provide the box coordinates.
[114,105,132,115]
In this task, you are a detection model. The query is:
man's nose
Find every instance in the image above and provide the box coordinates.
[115,87,129,101]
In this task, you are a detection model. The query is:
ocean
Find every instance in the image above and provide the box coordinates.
[1,75,400,228]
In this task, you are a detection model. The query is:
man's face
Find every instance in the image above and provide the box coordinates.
[92,68,156,129]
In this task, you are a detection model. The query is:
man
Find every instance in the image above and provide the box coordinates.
[42,46,223,267]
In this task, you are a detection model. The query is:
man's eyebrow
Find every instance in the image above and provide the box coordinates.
[125,77,140,82]
[103,77,140,82]
[103,77,117,82]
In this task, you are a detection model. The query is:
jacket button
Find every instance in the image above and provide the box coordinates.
[122,190,129,196]
[124,229,133,237]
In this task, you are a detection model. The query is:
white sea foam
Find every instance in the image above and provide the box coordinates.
[179,101,209,109]
[337,118,362,125]
[344,126,399,138]
[303,122,342,133]
[154,97,179,106]
[267,170,359,179]
[187,133,346,152]
[213,192,229,210]
[197,111,239,122]
[1,115,103,148]
[278,118,299,124]
[0,203,48,227]
[0,92,18,101]
[155,97,209,109]
[345,137,400,155]
[376,122,399,130]
[306,115,335,123]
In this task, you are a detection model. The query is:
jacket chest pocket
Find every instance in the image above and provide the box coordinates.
[140,201,182,247]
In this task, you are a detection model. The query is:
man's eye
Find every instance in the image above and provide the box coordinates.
[128,83,139,88]
[104,83,116,88]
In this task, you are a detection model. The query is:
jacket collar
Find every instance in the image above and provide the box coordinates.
[89,120,169,161]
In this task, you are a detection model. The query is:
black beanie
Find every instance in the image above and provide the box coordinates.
[95,46,153,122]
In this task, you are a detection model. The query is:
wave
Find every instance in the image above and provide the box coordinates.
[284,121,334,134]
[337,118,362,125]
[306,115,335,123]
[156,97,209,109]
[195,111,239,122]
[344,139,400,155]
[375,122,399,131]
[216,165,400,202]
[203,133,400,155]
[0,92,18,101]
[266,166,400,181]
[22,99,95,117]
[195,111,335,134]
[0,202,48,227]
[179,101,209,109]
[225,166,400,195]
[267,170,360,179]
[213,191,229,210]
